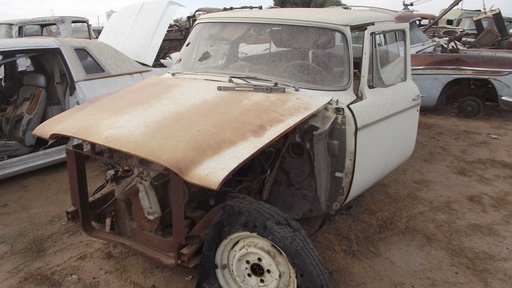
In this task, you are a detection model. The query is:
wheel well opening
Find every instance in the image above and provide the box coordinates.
[438,78,498,106]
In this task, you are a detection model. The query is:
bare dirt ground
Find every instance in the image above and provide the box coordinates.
[1,105,512,288]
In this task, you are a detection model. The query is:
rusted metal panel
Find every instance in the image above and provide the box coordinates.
[394,12,420,24]
[170,173,185,248]
[67,144,179,266]
[469,26,500,49]
[34,76,331,190]
[66,144,87,218]
[412,53,512,74]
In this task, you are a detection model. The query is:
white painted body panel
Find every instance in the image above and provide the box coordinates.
[411,73,448,108]
[0,146,66,180]
[347,87,420,202]
[70,68,169,107]
[346,23,420,203]
[412,70,512,109]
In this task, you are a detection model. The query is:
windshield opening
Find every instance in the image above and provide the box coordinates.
[409,23,430,45]
[171,22,350,90]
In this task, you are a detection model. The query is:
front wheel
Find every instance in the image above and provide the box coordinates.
[215,231,297,287]
[197,199,329,288]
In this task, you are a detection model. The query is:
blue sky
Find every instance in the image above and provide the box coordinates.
[0,0,510,26]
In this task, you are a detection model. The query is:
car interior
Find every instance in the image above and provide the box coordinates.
[0,51,70,160]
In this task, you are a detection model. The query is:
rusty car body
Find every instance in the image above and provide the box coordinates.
[34,7,421,287]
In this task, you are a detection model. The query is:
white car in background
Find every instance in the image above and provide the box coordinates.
[0,1,180,179]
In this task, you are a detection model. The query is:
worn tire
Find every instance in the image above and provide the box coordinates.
[457,96,483,118]
[197,198,329,288]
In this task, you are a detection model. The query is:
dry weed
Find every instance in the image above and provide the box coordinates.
[420,146,437,164]
[15,267,101,288]
[487,190,512,211]
[15,270,61,288]
[477,158,512,171]
[465,222,501,238]
[489,121,507,130]
[466,194,487,213]
[326,175,416,257]
[452,160,470,177]
[418,117,434,130]
[20,231,49,256]
[503,212,512,224]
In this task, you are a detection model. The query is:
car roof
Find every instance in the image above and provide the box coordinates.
[0,37,150,82]
[0,37,62,49]
[198,7,396,27]
[0,16,89,25]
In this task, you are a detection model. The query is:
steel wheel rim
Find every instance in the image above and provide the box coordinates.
[215,232,297,288]
[462,101,478,115]
[458,97,482,118]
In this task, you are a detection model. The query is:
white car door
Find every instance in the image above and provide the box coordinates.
[346,23,421,202]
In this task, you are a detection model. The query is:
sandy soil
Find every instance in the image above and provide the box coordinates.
[1,105,512,288]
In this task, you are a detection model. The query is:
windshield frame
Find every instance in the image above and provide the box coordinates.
[171,21,351,91]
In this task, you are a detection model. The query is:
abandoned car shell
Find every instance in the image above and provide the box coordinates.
[412,52,512,112]
[393,9,512,117]
[0,1,181,179]
[0,37,162,179]
[34,7,420,287]
[0,16,94,39]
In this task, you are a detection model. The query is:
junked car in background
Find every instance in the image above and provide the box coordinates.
[0,1,180,179]
[424,8,512,49]
[411,49,512,117]
[34,6,421,287]
[391,7,512,117]
[0,16,95,40]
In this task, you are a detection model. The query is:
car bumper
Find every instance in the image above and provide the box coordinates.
[500,96,512,109]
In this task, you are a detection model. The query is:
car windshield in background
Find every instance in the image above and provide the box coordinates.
[21,23,91,39]
[409,23,430,46]
[171,22,350,90]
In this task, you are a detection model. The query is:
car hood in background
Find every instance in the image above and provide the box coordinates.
[99,1,181,66]
[34,76,331,190]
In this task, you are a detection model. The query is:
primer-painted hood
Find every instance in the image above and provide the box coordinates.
[34,76,331,190]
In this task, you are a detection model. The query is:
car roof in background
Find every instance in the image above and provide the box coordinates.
[0,37,150,82]
[0,16,90,25]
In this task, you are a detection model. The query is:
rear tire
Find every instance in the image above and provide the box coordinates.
[197,198,329,288]
[457,96,483,118]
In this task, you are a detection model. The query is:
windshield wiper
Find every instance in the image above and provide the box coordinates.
[224,75,300,92]
[217,83,285,93]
